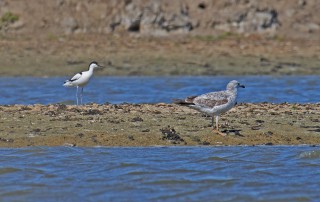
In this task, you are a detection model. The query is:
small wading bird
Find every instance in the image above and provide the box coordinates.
[173,80,245,136]
[63,61,104,105]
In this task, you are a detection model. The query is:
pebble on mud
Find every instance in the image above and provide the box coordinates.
[131,116,143,122]
[202,141,210,145]
[75,123,83,127]
[0,137,14,143]
[141,129,150,132]
[251,125,262,130]
[76,133,84,138]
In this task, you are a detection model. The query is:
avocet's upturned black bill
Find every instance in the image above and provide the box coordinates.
[63,61,104,105]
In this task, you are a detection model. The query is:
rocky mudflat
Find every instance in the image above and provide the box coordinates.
[0,0,319,77]
[0,34,319,77]
[0,103,319,147]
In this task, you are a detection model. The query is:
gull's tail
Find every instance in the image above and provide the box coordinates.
[172,98,195,106]
[172,99,186,104]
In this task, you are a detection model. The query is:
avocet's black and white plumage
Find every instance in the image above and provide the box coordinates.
[63,61,104,105]
[173,80,245,136]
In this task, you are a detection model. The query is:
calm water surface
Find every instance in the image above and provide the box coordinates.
[0,146,319,201]
[0,76,319,104]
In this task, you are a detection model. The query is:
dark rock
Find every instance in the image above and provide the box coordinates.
[251,125,261,130]
[202,141,210,145]
[91,135,98,143]
[298,0,306,7]
[76,133,84,138]
[0,137,14,143]
[75,123,83,127]
[45,111,57,116]
[20,106,32,111]
[160,126,184,143]
[84,109,102,115]
[32,128,41,133]
[198,3,206,10]
[131,116,143,122]
[265,131,273,136]
[69,108,81,113]
[141,129,150,132]
[56,104,67,111]
[260,57,270,63]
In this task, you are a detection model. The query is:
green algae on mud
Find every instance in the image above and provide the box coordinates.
[0,103,319,147]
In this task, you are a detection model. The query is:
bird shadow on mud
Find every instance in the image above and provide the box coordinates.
[221,129,244,136]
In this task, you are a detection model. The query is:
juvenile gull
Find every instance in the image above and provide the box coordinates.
[63,61,104,105]
[173,80,245,136]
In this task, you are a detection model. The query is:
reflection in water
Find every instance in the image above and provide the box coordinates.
[0,76,319,104]
[0,146,319,201]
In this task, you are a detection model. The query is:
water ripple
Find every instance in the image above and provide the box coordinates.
[0,146,320,201]
[0,167,21,175]
[298,150,320,159]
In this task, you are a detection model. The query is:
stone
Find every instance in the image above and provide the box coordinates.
[9,20,25,30]
[61,17,78,34]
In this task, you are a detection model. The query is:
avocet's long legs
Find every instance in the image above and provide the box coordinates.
[80,87,84,105]
[76,86,79,105]
[215,116,219,131]
[211,116,214,129]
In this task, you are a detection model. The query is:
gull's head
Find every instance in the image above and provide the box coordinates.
[227,80,245,91]
[89,61,104,70]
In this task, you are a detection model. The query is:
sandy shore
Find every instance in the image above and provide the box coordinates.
[0,103,319,147]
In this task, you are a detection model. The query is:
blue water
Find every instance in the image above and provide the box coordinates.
[0,76,319,105]
[1,77,320,201]
[0,146,319,201]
